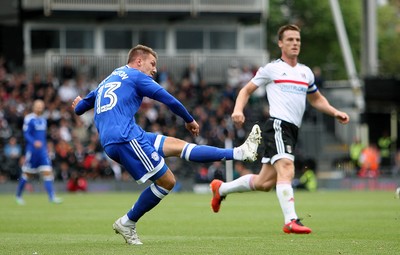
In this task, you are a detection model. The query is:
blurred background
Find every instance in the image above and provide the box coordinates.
[0,0,399,192]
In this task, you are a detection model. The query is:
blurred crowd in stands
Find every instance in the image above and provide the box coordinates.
[0,56,267,185]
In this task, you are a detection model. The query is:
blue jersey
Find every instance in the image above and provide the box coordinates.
[23,113,48,154]
[75,65,194,148]
[22,112,52,171]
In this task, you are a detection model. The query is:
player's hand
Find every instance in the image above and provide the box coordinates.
[335,111,350,124]
[71,96,82,110]
[231,111,245,126]
[34,140,42,148]
[185,120,200,137]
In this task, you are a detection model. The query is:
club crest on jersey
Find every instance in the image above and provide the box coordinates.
[151,152,160,161]
[286,145,292,153]
[301,73,306,79]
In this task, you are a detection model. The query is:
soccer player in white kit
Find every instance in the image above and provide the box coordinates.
[210,24,350,234]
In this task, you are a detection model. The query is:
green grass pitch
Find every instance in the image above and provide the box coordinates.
[1,190,400,255]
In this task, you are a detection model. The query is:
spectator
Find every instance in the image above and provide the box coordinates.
[82,143,102,179]
[4,136,22,158]
[233,161,252,179]
[182,63,202,88]
[59,118,72,142]
[3,136,22,180]
[44,71,60,90]
[71,117,89,145]
[77,57,95,82]
[60,58,76,82]
[43,101,62,126]
[54,139,78,179]
[76,74,91,96]
[312,66,324,89]
[377,131,392,170]
[293,159,317,192]
[58,79,78,103]
[31,73,47,100]
[358,143,381,178]
[349,137,365,174]
[195,164,209,183]
[226,60,241,92]
[155,65,172,90]
[208,161,225,182]
[66,170,88,192]
[238,65,254,88]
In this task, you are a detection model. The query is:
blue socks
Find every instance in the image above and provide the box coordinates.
[181,143,233,162]
[43,177,55,201]
[127,183,170,222]
[16,174,57,201]
[16,175,27,198]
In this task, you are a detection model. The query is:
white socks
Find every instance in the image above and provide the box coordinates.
[121,214,136,227]
[219,174,255,196]
[276,182,298,224]
[232,147,243,160]
[218,175,298,224]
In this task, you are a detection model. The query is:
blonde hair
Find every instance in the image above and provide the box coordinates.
[127,44,158,64]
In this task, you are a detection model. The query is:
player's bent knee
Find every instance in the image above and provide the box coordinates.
[253,176,275,192]
[158,180,175,191]
[21,173,30,180]
[161,176,176,190]
[155,171,176,191]
[259,183,274,192]
[254,181,275,192]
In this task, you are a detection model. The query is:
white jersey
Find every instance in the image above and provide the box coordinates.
[251,59,317,127]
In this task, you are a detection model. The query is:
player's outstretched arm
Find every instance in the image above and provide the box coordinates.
[72,91,96,115]
[71,96,82,110]
[185,120,200,137]
[232,82,258,126]
[334,110,350,124]
[307,91,350,125]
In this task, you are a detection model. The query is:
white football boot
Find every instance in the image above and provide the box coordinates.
[237,124,262,162]
[113,218,143,245]
[16,197,25,205]
[50,197,63,204]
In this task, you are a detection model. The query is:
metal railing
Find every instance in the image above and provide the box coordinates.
[24,51,269,84]
[22,0,267,17]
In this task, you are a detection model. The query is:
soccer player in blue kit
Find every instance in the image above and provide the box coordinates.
[72,44,261,245]
[16,99,62,205]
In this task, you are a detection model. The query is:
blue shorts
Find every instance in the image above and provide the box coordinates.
[143,132,166,157]
[22,149,52,173]
[104,132,168,184]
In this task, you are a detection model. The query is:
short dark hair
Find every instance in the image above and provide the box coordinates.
[277,24,301,41]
